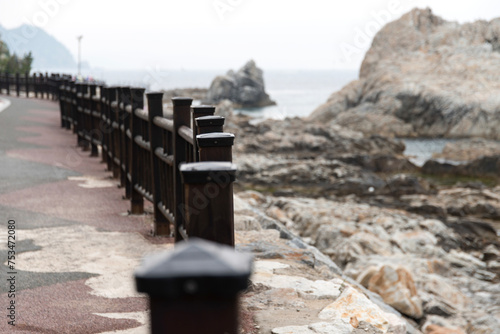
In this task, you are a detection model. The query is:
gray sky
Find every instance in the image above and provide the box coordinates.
[0,0,499,70]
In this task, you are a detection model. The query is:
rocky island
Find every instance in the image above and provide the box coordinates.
[206,59,276,108]
[223,7,500,334]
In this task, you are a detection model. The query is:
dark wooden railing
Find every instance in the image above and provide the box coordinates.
[0,73,237,246]
[0,72,64,99]
[0,73,246,334]
[57,80,237,246]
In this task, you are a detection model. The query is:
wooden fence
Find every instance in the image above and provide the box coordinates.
[0,73,237,247]
[0,71,64,99]
[0,73,246,334]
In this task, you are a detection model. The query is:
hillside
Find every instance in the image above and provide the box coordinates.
[0,24,76,70]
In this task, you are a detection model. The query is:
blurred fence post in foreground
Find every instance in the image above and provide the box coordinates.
[135,238,252,334]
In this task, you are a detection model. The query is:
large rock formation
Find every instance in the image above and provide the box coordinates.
[206,60,276,108]
[247,191,500,332]
[308,8,500,139]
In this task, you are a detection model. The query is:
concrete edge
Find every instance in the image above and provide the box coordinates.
[0,97,12,113]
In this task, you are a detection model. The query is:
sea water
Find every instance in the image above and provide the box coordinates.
[84,68,358,119]
[82,68,457,163]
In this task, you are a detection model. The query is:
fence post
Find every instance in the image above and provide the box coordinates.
[192,106,216,161]
[118,87,129,189]
[69,81,76,131]
[196,115,225,135]
[40,72,45,99]
[108,87,119,176]
[33,73,38,98]
[5,72,9,95]
[196,132,234,162]
[15,73,20,97]
[89,84,99,157]
[172,97,193,242]
[45,72,49,99]
[58,79,65,128]
[146,92,170,236]
[25,72,30,98]
[75,83,85,147]
[122,87,133,198]
[66,79,72,129]
[80,83,90,150]
[180,161,237,246]
[130,88,145,214]
[135,238,252,334]
[99,85,108,165]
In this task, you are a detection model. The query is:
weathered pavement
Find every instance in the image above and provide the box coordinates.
[0,96,173,333]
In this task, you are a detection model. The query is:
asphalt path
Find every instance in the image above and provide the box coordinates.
[0,96,172,334]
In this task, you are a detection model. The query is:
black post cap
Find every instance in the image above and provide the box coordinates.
[135,238,252,298]
[172,97,193,106]
[192,105,216,116]
[180,161,237,184]
[146,92,164,100]
[196,132,234,147]
[195,115,225,127]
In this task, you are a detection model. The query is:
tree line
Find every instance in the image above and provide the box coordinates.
[0,34,33,74]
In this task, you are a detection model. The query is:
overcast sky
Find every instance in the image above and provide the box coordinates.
[0,0,499,71]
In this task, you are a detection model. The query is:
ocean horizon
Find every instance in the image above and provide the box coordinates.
[66,68,359,120]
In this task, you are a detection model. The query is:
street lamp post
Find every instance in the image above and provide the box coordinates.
[77,35,83,76]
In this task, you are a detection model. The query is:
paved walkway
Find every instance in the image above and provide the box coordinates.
[0,96,173,333]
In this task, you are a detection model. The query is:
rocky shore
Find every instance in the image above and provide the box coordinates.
[147,7,500,333]
[211,9,500,333]
[235,190,500,334]
[308,8,500,140]
[220,94,500,333]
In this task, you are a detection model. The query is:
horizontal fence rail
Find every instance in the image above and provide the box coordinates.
[0,72,237,246]
[0,72,65,99]
[0,72,244,334]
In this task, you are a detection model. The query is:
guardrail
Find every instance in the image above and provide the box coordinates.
[1,73,246,334]
[57,80,237,246]
[0,73,238,246]
[0,71,64,99]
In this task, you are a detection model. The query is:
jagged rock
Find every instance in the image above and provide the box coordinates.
[206,60,275,108]
[401,187,500,227]
[234,215,262,231]
[423,300,456,318]
[214,99,234,119]
[381,174,435,197]
[237,190,500,333]
[233,117,405,159]
[308,8,500,139]
[318,286,407,333]
[422,156,500,179]
[407,204,448,219]
[337,154,417,173]
[392,230,438,255]
[482,244,500,262]
[432,138,500,162]
[367,265,424,319]
[423,324,465,334]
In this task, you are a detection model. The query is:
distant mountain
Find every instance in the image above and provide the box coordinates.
[0,24,77,70]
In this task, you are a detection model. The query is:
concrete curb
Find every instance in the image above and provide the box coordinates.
[0,97,11,113]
